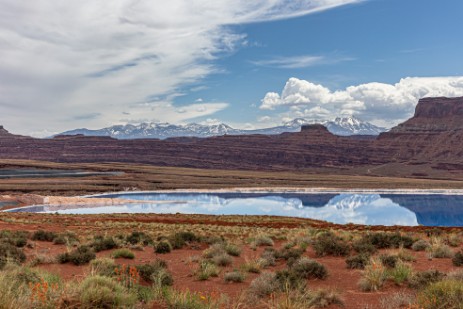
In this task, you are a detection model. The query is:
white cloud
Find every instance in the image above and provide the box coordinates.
[0,0,359,135]
[251,54,353,69]
[260,76,463,127]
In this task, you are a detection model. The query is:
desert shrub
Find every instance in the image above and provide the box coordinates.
[241,258,262,274]
[224,271,245,283]
[291,257,328,279]
[254,235,274,247]
[448,234,461,247]
[58,245,96,265]
[389,261,412,285]
[260,248,277,267]
[202,243,226,259]
[0,242,26,269]
[446,270,463,281]
[379,291,415,309]
[31,230,57,242]
[312,232,350,257]
[169,231,198,249]
[352,239,377,255]
[276,247,305,266]
[90,258,117,277]
[248,272,279,298]
[308,289,344,308]
[453,250,463,266]
[416,280,463,309]
[224,244,241,257]
[388,233,414,249]
[91,236,118,252]
[358,258,388,292]
[79,275,137,308]
[212,253,233,267]
[379,254,398,268]
[163,288,223,309]
[196,261,220,281]
[428,238,453,258]
[126,231,153,246]
[0,230,28,247]
[52,231,79,245]
[275,269,306,291]
[425,228,443,237]
[408,270,445,289]
[136,259,172,286]
[412,239,430,251]
[346,253,370,269]
[362,232,413,250]
[111,248,135,259]
[155,241,172,254]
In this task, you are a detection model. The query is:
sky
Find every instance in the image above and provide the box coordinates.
[1,0,463,136]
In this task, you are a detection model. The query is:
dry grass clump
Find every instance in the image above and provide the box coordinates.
[379,291,415,309]
[411,239,430,251]
[427,237,453,259]
[416,280,463,309]
[224,270,246,283]
[358,258,388,292]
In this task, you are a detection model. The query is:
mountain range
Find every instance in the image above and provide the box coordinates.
[57,116,386,139]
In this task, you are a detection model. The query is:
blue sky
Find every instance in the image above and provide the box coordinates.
[1,0,463,136]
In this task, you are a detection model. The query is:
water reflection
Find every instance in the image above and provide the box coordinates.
[10,192,438,226]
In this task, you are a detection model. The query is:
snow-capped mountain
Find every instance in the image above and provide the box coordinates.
[56,116,386,139]
[282,116,386,136]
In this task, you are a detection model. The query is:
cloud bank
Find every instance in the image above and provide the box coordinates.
[260,77,463,127]
[0,0,359,136]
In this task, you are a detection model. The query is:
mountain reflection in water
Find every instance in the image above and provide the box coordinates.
[8,193,463,227]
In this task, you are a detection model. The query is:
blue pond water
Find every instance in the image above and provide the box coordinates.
[8,192,463,227]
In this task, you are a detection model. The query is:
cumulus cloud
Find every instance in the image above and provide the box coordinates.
[0,0,359,135]
[260,77,463,127]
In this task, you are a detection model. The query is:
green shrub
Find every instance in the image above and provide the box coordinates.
[126,231,153,246]
[412,239,430,251]
[346,253,370,269]
[0,242,26,269]
[169,231,198,249]
[291,257,328,279]
[312,232,350,257]
[32,230,57,242]
[111,248,135,259]
[136,259,172,286]
[155,241,172,254]
[58,245,96,265]
[224,271,245,283]
[91,236,118,252]
[276,247,305,264]
[0,230,28,247]
[453,251,463,266]
[408,270,445,289]
[248,272,279,298]
[362,232,413,250]
[352,239,377,255]
[79,275,137,308]
[416,280,463,309]
[380,254,398,268]
[389,261,412,285]
[275,269,306,291]
[241,259,262,274]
